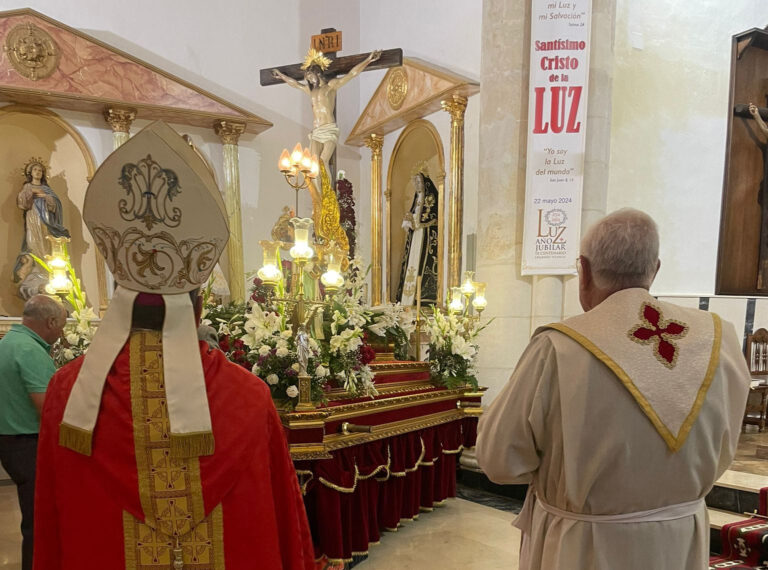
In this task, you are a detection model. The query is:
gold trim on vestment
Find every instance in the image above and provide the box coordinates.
[58,422,93,456]
[545,314,722,452]
[124,331,225,568]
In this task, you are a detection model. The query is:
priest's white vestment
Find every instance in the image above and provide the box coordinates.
[476,288,750,570]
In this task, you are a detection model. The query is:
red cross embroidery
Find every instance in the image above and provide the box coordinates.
[628,303,688,368]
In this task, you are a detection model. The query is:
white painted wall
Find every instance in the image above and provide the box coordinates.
[609,0,768,296]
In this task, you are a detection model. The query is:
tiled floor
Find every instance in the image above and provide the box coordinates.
[2,430,766,570]
[359,498,519,569]
[731,427,768,476]
[0,485,519,570]
[0,483,21,570]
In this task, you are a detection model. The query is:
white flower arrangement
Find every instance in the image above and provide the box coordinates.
[425,307,489,389]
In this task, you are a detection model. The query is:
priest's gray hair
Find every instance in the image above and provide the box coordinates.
[581,208,659,290]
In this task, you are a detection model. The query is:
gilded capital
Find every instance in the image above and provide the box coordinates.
[214,120,247,145]
[441,94,468,122]
[103,107,137,133]
[364,133,384,157]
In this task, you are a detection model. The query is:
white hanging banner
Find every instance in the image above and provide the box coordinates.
[521,0,592,275]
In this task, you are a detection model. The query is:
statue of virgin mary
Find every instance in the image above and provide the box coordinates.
[13,159,70,299]
[396,171,439,305]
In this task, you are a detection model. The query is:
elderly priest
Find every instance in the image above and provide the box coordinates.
[477,209,750,570]
[33,122,314,569]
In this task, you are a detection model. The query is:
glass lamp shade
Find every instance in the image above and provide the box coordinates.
[257,240,283,286]
[300,148,313,173]
[472,282,488,312]
[46,235,70,269]
[289,217,315,262]
[320,242,345,291]
[309,158,319,179]
[278,149,292,173]
[460,271,476,296]
[46,266,71,295]
[290,143,303,167]
[448,287,464,313]
[321,269,344,291]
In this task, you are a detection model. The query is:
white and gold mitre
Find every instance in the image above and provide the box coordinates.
[60,121,228,459]
[83,121,228,293]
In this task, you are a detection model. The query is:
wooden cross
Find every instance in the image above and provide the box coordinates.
[260,30,401,177]
[259,29,402,86]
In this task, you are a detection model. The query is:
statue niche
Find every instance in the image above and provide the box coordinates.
[13,158,70,299]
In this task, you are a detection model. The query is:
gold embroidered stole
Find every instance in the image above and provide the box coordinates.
[123,331,224,569]
[538,289,721,452]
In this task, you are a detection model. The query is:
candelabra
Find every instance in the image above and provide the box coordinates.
[412,271,489,361]
[278,143,319,214]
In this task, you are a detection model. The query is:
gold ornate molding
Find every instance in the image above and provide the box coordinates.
[346,58,479,147]
[213,119,246,146]
[322,409,464,452]
[387,68,408,110]
[103,106,136,134]
[442,94,469,288]
[365,133,384,305]
[322,387,468,422]
[0,9,272,135]
[4,22,59,80]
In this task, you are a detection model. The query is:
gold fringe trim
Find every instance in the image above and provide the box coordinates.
[169,431,215,458]
[122,511,137,569]
[58,422,93,456]
[545,316,722,453]
[442,445,464,455]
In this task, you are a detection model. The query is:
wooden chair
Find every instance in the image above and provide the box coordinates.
[744,328,768,431]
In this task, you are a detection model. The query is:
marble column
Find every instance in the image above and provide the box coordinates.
[214,120,247,303]
[100,107,138,312]
[364,134,384,306]
[442,94,469,289]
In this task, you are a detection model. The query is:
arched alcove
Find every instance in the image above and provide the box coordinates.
[0,104,104,316]
[386,119,445,303]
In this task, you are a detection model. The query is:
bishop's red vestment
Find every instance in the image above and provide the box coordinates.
[34,330,314,569]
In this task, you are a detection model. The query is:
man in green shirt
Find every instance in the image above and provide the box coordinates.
[0,295,66,570]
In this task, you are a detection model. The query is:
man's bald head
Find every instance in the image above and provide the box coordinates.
[22,295,67,345]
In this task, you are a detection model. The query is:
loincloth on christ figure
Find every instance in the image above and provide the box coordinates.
[309,122,340,144]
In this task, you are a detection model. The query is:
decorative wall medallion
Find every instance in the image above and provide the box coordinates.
[4,23,60,81]
[387,68,408,110]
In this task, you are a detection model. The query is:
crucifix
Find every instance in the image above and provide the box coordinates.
[736,101,768,289]
[260,29,402,175]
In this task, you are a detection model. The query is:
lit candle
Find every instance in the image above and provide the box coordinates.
[278,149,291,172]
[290,143,303,166]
